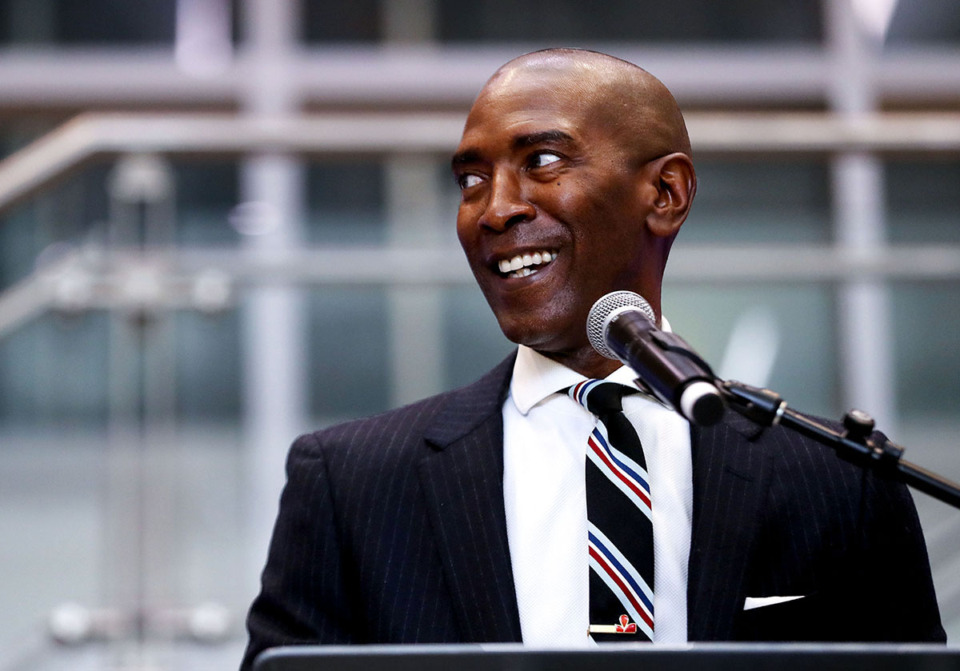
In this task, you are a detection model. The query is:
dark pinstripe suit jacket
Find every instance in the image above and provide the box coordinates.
[242,353,945,669]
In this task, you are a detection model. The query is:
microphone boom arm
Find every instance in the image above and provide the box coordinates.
[721,380,960,510]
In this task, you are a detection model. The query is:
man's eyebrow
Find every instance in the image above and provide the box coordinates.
[451,149,481,171]
[451,130,576,170]
[513,130,574,149]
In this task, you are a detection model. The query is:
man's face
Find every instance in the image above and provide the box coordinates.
[453,70,657,359]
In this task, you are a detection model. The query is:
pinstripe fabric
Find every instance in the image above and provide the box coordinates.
[242,355,521,670]
[687,413,944,643]
[243,354,944,670]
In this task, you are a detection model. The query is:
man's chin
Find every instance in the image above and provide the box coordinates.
[496,318,578,356]
[485,290,589,352]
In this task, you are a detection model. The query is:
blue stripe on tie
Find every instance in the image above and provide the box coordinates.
[587,436,652,518]
[591,427,650,495]
[588,529,655,615]
[575,379,599,407]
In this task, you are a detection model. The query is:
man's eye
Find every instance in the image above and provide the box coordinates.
[530,152,562,168]
[458,174,483,190]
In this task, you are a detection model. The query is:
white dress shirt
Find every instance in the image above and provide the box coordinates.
[502,344,693,646]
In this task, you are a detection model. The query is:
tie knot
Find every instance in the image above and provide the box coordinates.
[568,379,637,416]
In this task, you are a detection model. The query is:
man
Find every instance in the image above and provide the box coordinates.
[242,49,944,669]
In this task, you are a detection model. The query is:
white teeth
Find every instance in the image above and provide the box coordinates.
[497,250,557,277]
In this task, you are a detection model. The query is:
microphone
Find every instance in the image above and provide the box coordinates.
[586,291,726,426]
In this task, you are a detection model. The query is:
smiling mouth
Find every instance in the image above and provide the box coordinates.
[496,250,557,278]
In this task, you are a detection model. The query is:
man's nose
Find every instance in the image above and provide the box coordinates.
[480,171,536,231]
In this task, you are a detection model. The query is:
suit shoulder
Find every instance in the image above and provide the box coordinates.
[759,413,889,476]
[749,413,921,522]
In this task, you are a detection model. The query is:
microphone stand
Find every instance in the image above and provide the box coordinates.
[720,380,960,511]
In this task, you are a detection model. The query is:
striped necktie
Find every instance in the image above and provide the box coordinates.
[569,379,654,642]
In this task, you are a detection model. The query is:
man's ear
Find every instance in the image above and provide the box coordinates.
[645,152,697,238]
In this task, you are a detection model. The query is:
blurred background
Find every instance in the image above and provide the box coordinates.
[1,0,959,668]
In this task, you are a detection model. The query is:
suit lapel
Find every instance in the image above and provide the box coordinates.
[418,354,523,643]
[687,411,772,641]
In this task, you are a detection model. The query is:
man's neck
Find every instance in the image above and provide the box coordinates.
[536,347,622,380]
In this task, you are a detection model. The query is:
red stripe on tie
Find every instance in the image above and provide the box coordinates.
[589,545,655,630]
[573,380,591,405]
[588,435,651,509]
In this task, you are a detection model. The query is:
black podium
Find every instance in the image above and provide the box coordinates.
[255,643,960,671]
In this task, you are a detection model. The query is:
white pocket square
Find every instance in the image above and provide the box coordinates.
[743,595,805,611]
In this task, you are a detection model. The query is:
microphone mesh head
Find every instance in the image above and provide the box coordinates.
[586,291,655,359]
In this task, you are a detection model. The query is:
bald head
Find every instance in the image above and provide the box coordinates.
[454,49,698,377]
[479,48,691,163]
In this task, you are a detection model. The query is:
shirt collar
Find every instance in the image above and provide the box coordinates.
[508,316,673,416]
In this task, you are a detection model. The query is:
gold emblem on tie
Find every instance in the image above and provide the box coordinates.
[589,614,638,635]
